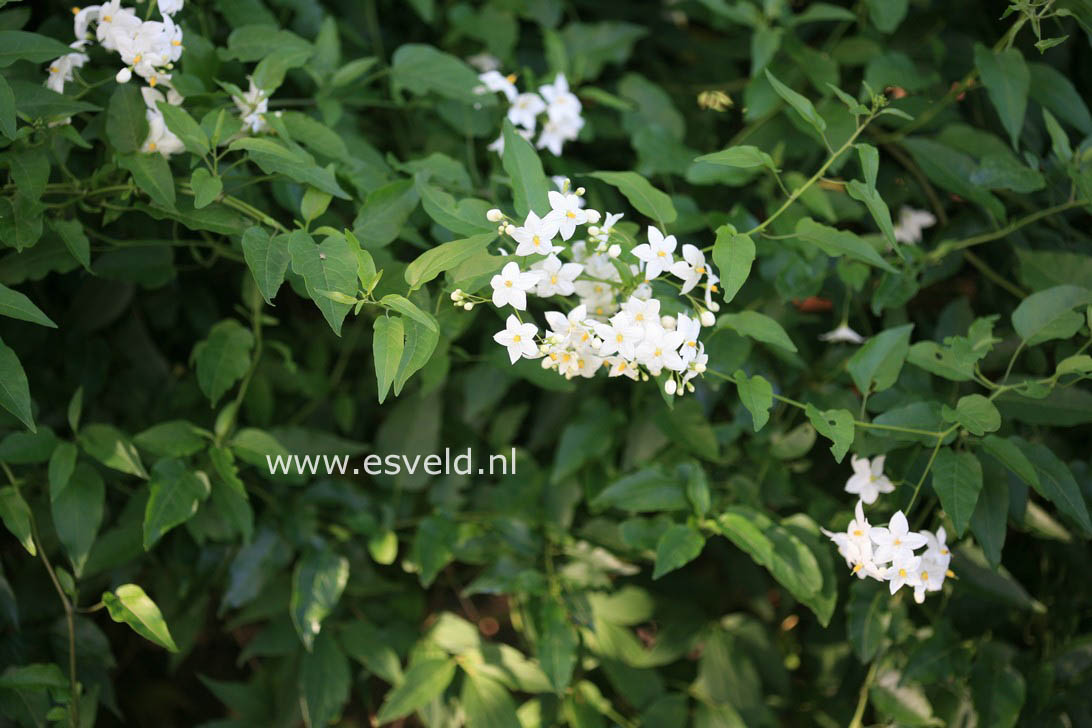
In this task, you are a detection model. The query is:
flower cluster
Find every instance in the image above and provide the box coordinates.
[823,455,953,603]
[456,180,721,396]
[824,502,952,603]
[63,0,185,89]
[232,78,271,134]
[476,72,584,156]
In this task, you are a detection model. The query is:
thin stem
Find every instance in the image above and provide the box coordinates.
[962,250,1028,298]
[848,661,878,728]
[926,199,1088,264]
[745,115,874,237]
[906,427,955,512]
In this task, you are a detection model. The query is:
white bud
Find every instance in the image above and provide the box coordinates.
[587,226,600,236]
[584,208,600,223]
[708,301,721,313]
[700,310,716,327]
[695,362,707,374]
[463,302,474,311]
[450,289,462,301]
[503,223,516,236]
[687,381,696,392]
[661,315,676,329]
[487,208,504,222]
[664,379,677,396]
[575,187,586,196]
[115,67,132,83]
[608,244,621,258]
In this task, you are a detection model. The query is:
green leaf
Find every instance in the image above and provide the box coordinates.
[189,168,222,209]
[717,311,797,352]
[587,171,677,225]
[143,458,210,549]
[391,44,486,102]
[794,218,897,272]
[118,152,176,209]
[133,420,208,458]
[711,227,754,304]
[352,179,420,248]
[241,226,291,305]
[847,579,890,661]
[373,315,405,404]
[974,44,1030,148]
[9,148,50,201]
[805,404,854,462]
[228,138,350,199]
[375,657,457,724]
[902,138,1005,221]
[224,25,313,63]
[1011,437,1092,536]
[695,145,777,171]
[866,0,908,32]
[288,231,359,335]
[0,664,67,691]
[846,180,897,248]
[299,632,351,728]
[0,75,16,139]
[208,446,253,543]
[734,370,774,431]
[10,80,100,120]
[537,600,578,693]
[78,424,146,478]
[971,645,1025,728]
[102,583,178,652]
[0,486,34,555]
[50,462,104,577]
[0,341,35,433]
[461,669,522,728]
[1028,62,1092,136]
[847,323,913,395]
[411,515,457,586]
[393,317,439,396]
[652,524,705,579]
[1011,285,1092,344]
[156,101,210,156]
[980,435,1039,488]
[0,283,54,327]
[943,394,1001,435]
[501,119,550,218]
[50,218,91,270]
[404,232,495,291]
[765,69,826,136]
[417,183,493,236]
[0,31,78,68]
[931,448,983,537]
[380,294,438,333]
[193,319,255,406]
[591,466,690,512]
[971,459,1009,569]
[290,549,350,650]
[106,85,149,155]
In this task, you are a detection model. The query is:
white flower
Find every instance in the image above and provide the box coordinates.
[893,207,937,245]
[923,526,951,571]
[96,1,142,52]
[490,261,541,310]
[634,326,685,375]
[468,53,502,73]
[885,554,922,595]
[546,190,588,240]
[158,0,184,16]
[590,212,623,246]
[539,73,582,123]
[593,319,643,359]
[74,6,100,41]
[533,255,582,297]
[477,70,517,102]
[511,211,561,257]
[822,501,883,581]
[140,86,185,157]
[489,126,532,155]
[619,296,661,335]
[845,454,895,505]
[606,356,640,380]
[819,324,865,345]
[493,315,539,364]
[669,243,711,294]
[45,42,89,94]
[631,227,677,280]
[536,114,583,156]
[676,314,703,363]
[233,77,269,134]
[870,510,927,564]
[507,92,546,130]
[912,554,947,603]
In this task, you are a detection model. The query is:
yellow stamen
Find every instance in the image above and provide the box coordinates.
[50,66,59,73]
[72,6,80,14]
[148,142,157,151]
[921,571,929,581]
[504,280,512,288]
[149,76,158,87]
[852,563,862,573]
[657,250,666,257]
[506,73,517,83]
[171,39,181,46]
[566,211,575,219]
[550,275,558,284]
[133,54,142,63]
[852,529,863,537]
[898,568,906,578]
[696,266,706,274]
[103,14,112,21]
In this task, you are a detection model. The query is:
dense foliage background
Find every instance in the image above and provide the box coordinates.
[2,0,1092,725]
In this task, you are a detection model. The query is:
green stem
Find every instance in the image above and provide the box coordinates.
[847,661,878,728]
[926,199,1088,264]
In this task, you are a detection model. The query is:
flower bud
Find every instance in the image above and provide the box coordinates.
[115,67,132,83]
[450,289,462,301]
[584,208,600,223]
[463,302,474,311]
[575,187,586,196]
[664,379,677,396]
[661,315,676,329]
[587,226,600,236]
[708,301,721,313]
[608,244,621,258]
[700,310,716,327]
[486,208,504,222]
[503,223,515,236]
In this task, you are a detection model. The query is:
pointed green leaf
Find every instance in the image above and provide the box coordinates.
[102,583,178,652]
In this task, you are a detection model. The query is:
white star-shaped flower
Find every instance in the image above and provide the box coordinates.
[493,315,539,364]
[490,261,542,311]
[631,227,677,280]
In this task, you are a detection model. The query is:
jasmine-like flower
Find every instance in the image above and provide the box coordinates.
[870,511,928,564]
[493,315,539,364]
[893,207,937,245]
[670,244,710,294]
[532,255,582,297]
[511,211,561,257]
[845,454,895,504]
[631,227,677,280]
[490,261,542,311]
[819,323,865,345]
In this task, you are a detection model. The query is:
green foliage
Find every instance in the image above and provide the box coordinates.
[1,1,1091,726]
